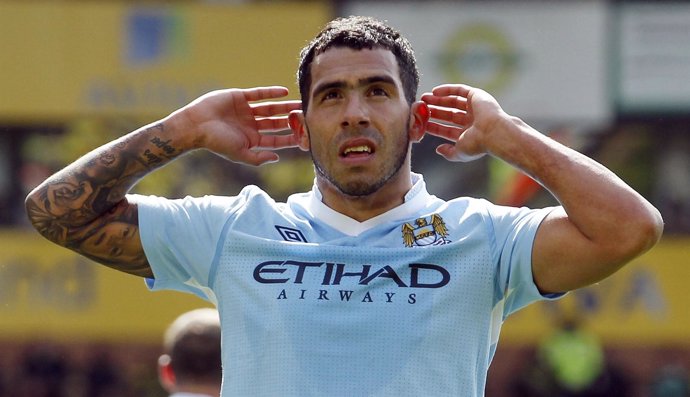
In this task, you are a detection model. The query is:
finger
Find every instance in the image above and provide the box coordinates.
[244,150,280,166]
[256,133,300,150]
[430,84,472,97]
[421,93,468,111]
[256,116,291,133]
[436,143,485,163]
[425,121,464,142]
[251,100,302,117]
[242,86,290,102]
[435,143,456,160]
[426,105,468,126]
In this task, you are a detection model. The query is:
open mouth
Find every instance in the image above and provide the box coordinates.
[342,145,373,157]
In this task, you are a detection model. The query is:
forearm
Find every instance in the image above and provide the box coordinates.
[488,116,663,252]
[423,84,663,291]
[25,113,192,245]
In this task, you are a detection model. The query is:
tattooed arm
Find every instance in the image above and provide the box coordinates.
[25,87,301,277]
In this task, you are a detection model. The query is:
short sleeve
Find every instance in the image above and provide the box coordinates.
[133,193,244,303]
[487,203,564,318]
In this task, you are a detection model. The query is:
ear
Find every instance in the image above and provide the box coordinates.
[288,110,310,151]
[408,101,429,143]
[158,354,176,392]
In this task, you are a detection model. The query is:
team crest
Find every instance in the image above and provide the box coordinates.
[401,214,451,247]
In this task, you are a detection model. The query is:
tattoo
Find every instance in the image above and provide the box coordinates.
[143,149,164,165]
[135,124,181,166]
[68,201,152,278]
[26,121,182,278]
[100,151,117,166]
[26,197,69,243]
[150,136,177,155]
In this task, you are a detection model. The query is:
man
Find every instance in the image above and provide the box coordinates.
[25,16,663,396]
[158,308,222,397]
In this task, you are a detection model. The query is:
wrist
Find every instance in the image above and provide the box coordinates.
[161,108,203,152]
[481,114,520,154]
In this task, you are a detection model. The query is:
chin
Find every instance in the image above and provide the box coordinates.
[316,163,393,197]
[336,176,388,197]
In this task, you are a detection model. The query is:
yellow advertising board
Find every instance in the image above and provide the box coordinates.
[1,229,689,345]
[0,2,330,120]
[0,230,212,343]
[501,237,690,346]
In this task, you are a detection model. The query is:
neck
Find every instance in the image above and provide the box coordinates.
[317,169,413,222]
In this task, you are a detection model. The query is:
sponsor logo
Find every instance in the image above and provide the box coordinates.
[437,23,519,95]
[253,260,451,305]
[125,8,187,66]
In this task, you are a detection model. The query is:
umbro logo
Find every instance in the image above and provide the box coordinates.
[275,225,308,243]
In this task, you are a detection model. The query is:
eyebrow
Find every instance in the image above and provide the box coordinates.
[311,75,398,99]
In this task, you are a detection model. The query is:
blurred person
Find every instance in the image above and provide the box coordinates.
[538,316,606,394]
[158,308,222,397]
[650,364,690,397]
[513,315,630,397]
[538,316,630,397]
[25,16,663,396]
[83,349,130,397]
[13,344,70,397]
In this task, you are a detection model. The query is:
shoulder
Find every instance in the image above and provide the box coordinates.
[439,196,494,222]
[131,185,278,213]
[439,197,555,239]
[446,196,552,220]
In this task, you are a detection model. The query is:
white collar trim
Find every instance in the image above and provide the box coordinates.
[307,173,429,236]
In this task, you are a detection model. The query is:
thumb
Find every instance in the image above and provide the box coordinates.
[435,143,456,160]
[436,143,485,162]
[248,151,280,166]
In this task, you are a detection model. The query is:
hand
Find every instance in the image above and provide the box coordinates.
[421,84,507,162]
[178,86,302,166]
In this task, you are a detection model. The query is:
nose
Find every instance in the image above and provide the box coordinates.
[341,95,370,129]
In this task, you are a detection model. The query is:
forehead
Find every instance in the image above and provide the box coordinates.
[309,47,401,94]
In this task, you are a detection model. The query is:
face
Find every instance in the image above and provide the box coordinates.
[80,222,141,264]
[295,47,418,197]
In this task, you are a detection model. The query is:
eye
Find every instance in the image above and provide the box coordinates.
[369,87,389,97]
[321,90,341,101]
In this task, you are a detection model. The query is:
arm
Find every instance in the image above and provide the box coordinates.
[421,84,664,293]
[25,87,301,278]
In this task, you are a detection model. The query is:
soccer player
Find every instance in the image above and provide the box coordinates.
[25,16,663,396]
[158,308,222,397]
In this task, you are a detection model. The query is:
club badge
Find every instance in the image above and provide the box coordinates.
[402,214,451,247]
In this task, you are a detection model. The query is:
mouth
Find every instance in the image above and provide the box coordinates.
[339,139,376,159]
[342,145,372,157]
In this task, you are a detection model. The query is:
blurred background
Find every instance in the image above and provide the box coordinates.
[1,0,688,396]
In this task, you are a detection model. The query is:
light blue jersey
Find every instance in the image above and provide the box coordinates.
[137,174,560,396]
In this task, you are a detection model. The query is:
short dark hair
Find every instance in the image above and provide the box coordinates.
[164,308,221,385]
[297,16,419,112]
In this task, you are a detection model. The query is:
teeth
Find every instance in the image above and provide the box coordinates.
[343,145,371,155]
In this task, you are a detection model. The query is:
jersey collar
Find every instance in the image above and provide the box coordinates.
[307,173,431,236]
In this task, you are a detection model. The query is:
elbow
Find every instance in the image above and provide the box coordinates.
[24,188,58,242]
[616,207,664,261]
[24,190,41,230]
[638,207,664,251]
